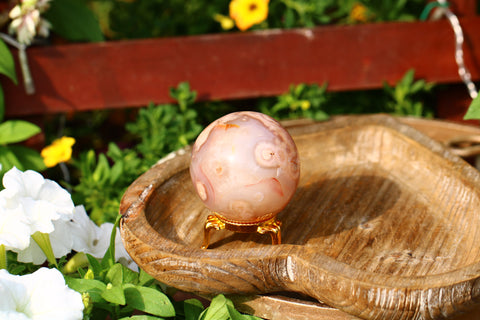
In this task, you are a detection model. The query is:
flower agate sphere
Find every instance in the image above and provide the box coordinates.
[190,111,300,224]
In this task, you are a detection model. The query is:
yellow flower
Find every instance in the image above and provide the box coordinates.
[229,0,269,31]
[300,100,311,111]
[349,2,369,23]
[41,136,75,168]
[213,13,235,30]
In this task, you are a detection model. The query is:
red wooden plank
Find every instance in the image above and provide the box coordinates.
[448,0,478,16]
[2,16,480,117]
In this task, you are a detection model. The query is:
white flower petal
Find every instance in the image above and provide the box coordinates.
[0,270,24,310]
[16,26,34,45]
[0,206,30,251]
[69,205,100,254]
[49,219,74,257]
[16,219,75,265]
[0,268,84,320]
[2,168,42,198]
[37,180,75,219]
[0,311,31,320]
[0,168,74,235]
[37,19,51,37]
[16,240,46,265]
[8,6,22,19]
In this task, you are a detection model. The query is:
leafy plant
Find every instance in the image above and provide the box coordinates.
[363,0,426,22]
[383,69,435,117]
[64,216,260,320]
[127,82,203,168]
[259,83,329,121]
[0,39,18,119]
[99,0,229,39]
[73,82,204,224]
[63,216,172,320]
[72,144,142,224]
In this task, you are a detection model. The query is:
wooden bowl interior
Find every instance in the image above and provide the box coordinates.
[144,122,480,278]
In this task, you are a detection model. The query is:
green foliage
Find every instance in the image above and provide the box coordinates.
[0,38,18,122]
[72,144,142,224]
[257,70,434,120]
[259,83,329,121]
[383,69,435,117]
[268,0,352,28]
[44,0,104,42]
[73,83,203,224]
[199,295,260,320]
[87,0,427,39]
[0,120,45,178]
[464,94,480,120]
[64,217,175,320]
[64,217,259,320]
[102,0,229,39]
[127,82,202,168]
[363,0,426,22]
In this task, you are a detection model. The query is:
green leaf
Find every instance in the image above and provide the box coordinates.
[122,264,140,285]
[86,253,103,277]
[0,120,41,145]
[44,0,104,42]
[101,215,121,270]
[92,154,110,183]
[184,298,204,320]
[124,285,175,317]
[0,84,5,123]
[65,276,107,291]
[119,315,162,320]
[8,145,46,172]
[64,276,107,303]
[400,69,415,87]
[464,95,480,120]
[199,295,229,320]
[200,295,260,320]
[105,263,139,287]
[0,146,22,173]
[138,269,155,286]
[105,263,124,286]
[0,39,17,84]
[102,283,126,305]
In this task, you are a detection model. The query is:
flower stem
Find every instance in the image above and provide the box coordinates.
[0,245,6,270]
[31,232,58,268]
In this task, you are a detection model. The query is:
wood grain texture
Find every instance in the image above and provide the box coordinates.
[3,16,480,117]
[120,115,480,319]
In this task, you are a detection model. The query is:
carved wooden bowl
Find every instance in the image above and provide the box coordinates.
[120,114,480,319]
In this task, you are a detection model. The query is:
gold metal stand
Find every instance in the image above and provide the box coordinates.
[202,214,281,249]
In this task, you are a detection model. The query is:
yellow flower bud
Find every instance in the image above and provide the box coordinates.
[213,13,235,30]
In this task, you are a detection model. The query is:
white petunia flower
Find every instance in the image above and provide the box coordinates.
[69,206,138,271]
[0,202,30,251]
[16,219,74,265]
[0,167,75,235]
[0,268,84,320]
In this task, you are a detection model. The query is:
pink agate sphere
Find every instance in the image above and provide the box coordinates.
[190,111,300,224]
